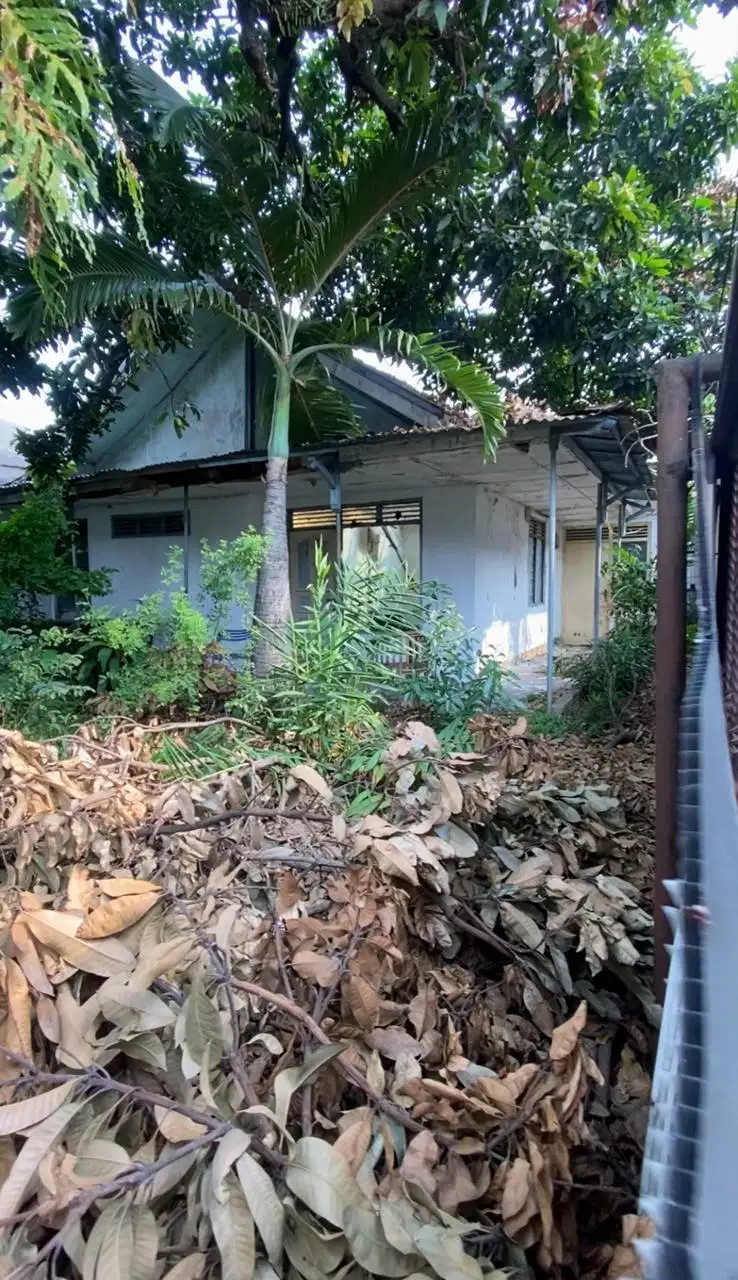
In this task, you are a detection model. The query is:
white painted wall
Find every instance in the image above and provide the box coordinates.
[77,476,558,660]
[473,488,561,661]
[78,487,264,633]
[89,326,247,472]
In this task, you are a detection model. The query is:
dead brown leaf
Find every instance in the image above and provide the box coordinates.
[549,1001,588,1062]
[77,890,161,939]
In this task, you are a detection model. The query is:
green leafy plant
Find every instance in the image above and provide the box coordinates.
[85,587,210,716]
[80,533,265,716]
[0,0,142,297]
[233,548,425,760]
[0,626,89,737]
[198,528,265,633]
[561,547,656,732]
[401,591,508,735]
[0,480,110,626]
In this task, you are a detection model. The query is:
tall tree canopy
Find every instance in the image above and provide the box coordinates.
[2,0,738,454]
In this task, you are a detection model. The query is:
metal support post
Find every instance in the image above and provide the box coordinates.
[183,483,190,595]
[593,481,606,647]
[654,360,690,1002]
[546,433,559,714]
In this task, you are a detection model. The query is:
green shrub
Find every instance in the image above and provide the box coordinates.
[0,480,110,625]
[561,547,656,731]
[400,592,507,733]
[233,549,424,760]
[82,533,264,717]
[198,529,265,633]
[0,628,90,738]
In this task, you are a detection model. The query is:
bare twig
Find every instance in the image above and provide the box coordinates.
[0,1049,223,1131]
[117,716,256,734]
[272,915,295,1003]
[232,977,430,1141]
[438,897,516,959]
[5,1125,229,1280]
[139,805,332,838]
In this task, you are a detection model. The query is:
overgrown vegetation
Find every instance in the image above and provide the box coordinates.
[0,626,89,738]
[0,480,109,625]
[402,593,507,739]
[562,548,656,732]
[84,534,264,716]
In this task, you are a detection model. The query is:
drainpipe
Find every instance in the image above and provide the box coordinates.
[593,481,607,647]
[546,433,559,714]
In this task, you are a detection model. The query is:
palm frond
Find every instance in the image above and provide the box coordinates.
[124,58,208,147]
[124,60,284,315]
[293,113,451,304]
[290,360,361,445]
[7,237,278,356]
[371,328,505,459]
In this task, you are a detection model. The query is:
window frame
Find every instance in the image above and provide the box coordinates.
[528,519,546,607]
[110,511,186,539]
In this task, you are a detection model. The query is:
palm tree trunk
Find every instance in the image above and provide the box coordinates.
[253,366,291,675]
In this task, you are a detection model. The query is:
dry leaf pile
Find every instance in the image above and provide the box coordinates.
[0,719,655,1280]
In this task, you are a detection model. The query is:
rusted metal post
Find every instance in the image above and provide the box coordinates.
[654,360,690,1002]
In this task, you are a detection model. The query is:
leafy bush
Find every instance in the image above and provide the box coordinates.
[0,628,90,738]
[83,532,264,716]
[198,529,265,633]
[233,549,424,759]
[562,547,656,731]
[0,480,110,625]
[401,592,507,732]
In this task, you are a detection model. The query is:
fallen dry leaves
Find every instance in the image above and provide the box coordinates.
[0,718,656,1280]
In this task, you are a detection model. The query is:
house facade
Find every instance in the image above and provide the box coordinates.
[0,317,655,662]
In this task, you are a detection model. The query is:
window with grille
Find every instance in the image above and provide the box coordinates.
[289,500,421,531]
[111,511,185,539]
[528,519,546,606]
[289,500,421,579]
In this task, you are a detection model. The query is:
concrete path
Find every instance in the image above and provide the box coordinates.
[505,646,587,709]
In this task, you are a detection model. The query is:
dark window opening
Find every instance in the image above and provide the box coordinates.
[529,519,546,606]
[111,511,185,539]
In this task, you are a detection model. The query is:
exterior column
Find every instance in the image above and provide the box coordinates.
[593,481,606,647]
[183,483,190,595]
[546,433,559,714]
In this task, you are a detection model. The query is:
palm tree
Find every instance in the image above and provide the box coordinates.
[11,65,504,673]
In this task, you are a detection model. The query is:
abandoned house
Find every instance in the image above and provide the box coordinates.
[0,316,655,663]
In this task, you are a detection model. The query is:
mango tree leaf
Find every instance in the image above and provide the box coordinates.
[286,1136,368,1229]
[184,969,224,1065]
[283,1207,346,1280]
[0,1080,76,1136]
[205,1167,256,1280]
[120,1032,167,1071]
[99,983,177,1033]
[211,1129,251,1201]
[274,1043,345,1131]
[83,1201,158,1280]
[130,935,194,991]
[77,890,162,939]
[0,1094,87,1221]
[23,909,135,976]
[236,1149,284,1267]
[411,1225,484,1280]
[343,1205,421,1277]
[133,1145,199,1204]
[160,1258,205,1280]
[73,1138,132,1182]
